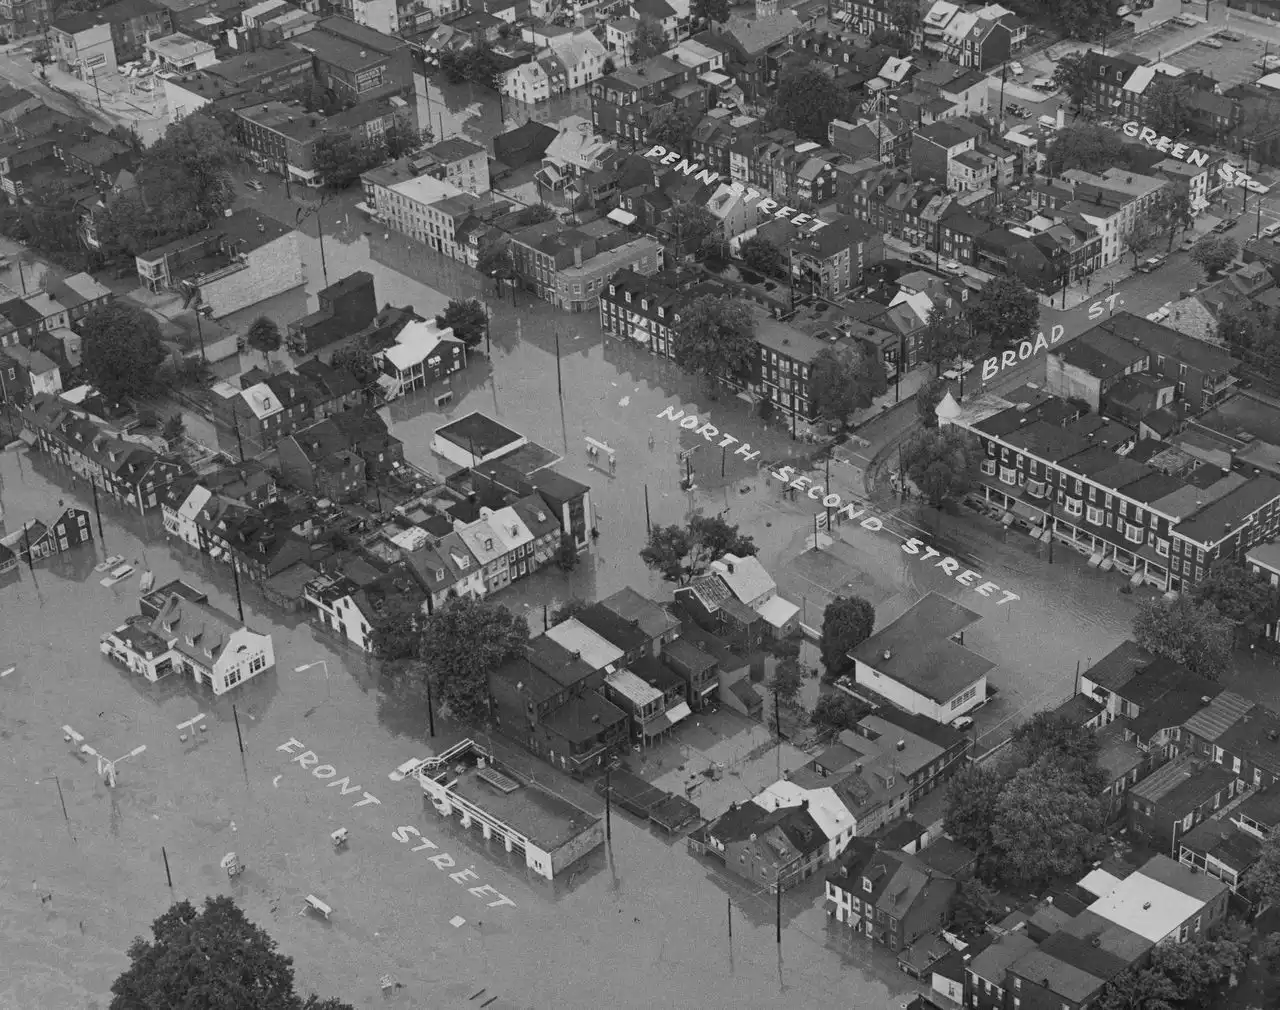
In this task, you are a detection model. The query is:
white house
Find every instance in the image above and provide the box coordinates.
[162,483,213,549]
[752,779,858,859]
[100,592,274,694]
[147,33,218,72]
[377,318,466,399]
[1061,168,1168,268]
[850,593,992,724]
[304,573,372,651]
[4,345,62,398]
[542,116,616,182]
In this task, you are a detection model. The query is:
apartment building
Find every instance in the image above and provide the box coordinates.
[1059,168,1168,268]
[237,98,404,186]
[509,221,663,312]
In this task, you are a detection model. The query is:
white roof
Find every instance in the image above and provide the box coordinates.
[935,390,962,422]
[923,0,959,27]
[382,319,458,371]
[1078,868,1124,899]
[60,384,94,404]
[457,517,508,565]
[665,38,720,65]
[1087,871,1204,943]
[943,11,979,42]
[890,289,934,324]
[390,526,430,552]
[1123,65,1155,95]
[756,594,799,629]
[389,172,465,207]
[239,382,281,421]
[147,33,214,60]
[879,56,913,82]
[1259,72,1280,91]
[605,668,664,707]
[487,505,533,552]
[711,553,775,603]
[241,0,282,19]
[548,30,606,68]
[178,484,212,521]
[751,781,856,840]
[547,618,624,670]
[608,207,637,225]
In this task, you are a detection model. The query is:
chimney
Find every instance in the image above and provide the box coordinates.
[573,244,583,268]
[896,739,906,751]
[882,649,892,661]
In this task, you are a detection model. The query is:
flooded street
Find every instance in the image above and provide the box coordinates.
[0,77,1147,1004]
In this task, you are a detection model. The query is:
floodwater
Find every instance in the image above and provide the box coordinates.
[0,103,1142,1003]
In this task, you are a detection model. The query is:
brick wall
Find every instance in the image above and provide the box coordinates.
[204,233,305,318]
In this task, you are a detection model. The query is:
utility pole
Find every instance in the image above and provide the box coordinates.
[90,476,104,543]
[231,561,244,623]
[604,763,612,842]
[554,329,563,400]
[644,484,651,534]
[425,672,435,737]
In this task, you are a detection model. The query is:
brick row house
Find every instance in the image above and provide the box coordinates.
[22,394,190,513]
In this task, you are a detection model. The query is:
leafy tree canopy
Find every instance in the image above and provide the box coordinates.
[81,302,167,403]
[313,134,384,188]
[1144,77,1191,140]
[692,0,730,27]
[966,275,1039,351]
[1190,235,1238,278]
[1133,595,1234,681]
[809,344,887,425]
[436,298,488,347]
[739,235,786,278]
[990,757,1106,887]
[330,340,381,386]
[899,426,976,506]
[1194,559,1278,628]
[672,294,756,388]
[943,763,1007,859]
[633,19,668,61]
[810,691,870,739]
[1045,125,1142,175]
[769,65,854,145]
[416,597,528,723]
[665,200,721,257]
[648,104,701,158]
[640,514,758,584]
[819,595,875,678]
[1052,52,1090,110]
[916,376,948,429]
[246,315,281,360]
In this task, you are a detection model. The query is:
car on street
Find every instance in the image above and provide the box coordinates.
[1008,61,1024,76]
[939,258,963,275]
[1213,217,1239,233]
[951,715,974,731]
[1198,37,1223,49]
[245,179,265,191]
[1146,305,1171,323]
[1218,30,1243,42]
[1263,223,1280,238]
[910,250,931,265]
[1031,77,1055,91]
[1137,255,1166,273]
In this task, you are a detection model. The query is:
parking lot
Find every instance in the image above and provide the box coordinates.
[1161,30,1276,90]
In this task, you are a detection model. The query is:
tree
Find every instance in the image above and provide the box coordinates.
[633,19,667,61]
[602,56,616,75]
[1150,934,1247,1005]
[370,600,424,664]
[108,897,300,1010]
[739,235,786,278]
[899,426,975,506]
[640,514,756,584]
[886,0,922,41]
[436,298,487,347]
[672,294,756,389]
[665,200,720,258]
[557,533,579,571]
[383,117,431,159]
[965,275,1039,351]
[81,302,167,403]
[1053,51,1090,111]
[943,763,1008,859]
[768,655,804,706]
[1133,595,1234,681]
[462,42,505,92]
[819,595,875,678]
[1154,188,1194,253]
[808,344,887,426]
[520,203,557,225]
[1046,125,1139,175]
[1095,964,1181,1010]
[1243,832,1280,911]
[1145,77,1191,139]
[1194,559,1278,635]
[416,597,528,723]
[811,692,869,739]
[916,376,948,429]
[1010,711,1103,784]
[1261,932,1280,974]
[1123,213,1163,269]
[990,758,1106,887]
[949,878,1001,932]
[648,104,700,158]
[245,315,281,362]
[1191,235,1238,278]
[1052,0,1111,38]
[140,114,237,234]
[921,307,967,376]
[692,0,729,29]
[330,340,381,385]
[770,65,853,144]
[162,414,185,444]
[313,134,381,188]
[551,598,588,625]
[476,243,513,281]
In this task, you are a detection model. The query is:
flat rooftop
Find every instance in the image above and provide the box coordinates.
[435,411,524,457]
[448,760,598,853]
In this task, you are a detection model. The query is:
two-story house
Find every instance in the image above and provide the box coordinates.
[824,844,957,951]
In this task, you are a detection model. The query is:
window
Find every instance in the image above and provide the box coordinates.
[981,459,996,476]
[1126,523,1144,544]
[1064,498,1082,517]
[1157,539,1169,557]
[1087,505,1104,525]
[999,465,1016,485]
[1027,479,1046,497]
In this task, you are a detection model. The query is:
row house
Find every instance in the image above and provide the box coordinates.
[589,56,700,144]
[945,382,1280,592]
[509,221,662,313]
[824,842,958,950]
[21,395,189,513]
[6,505,94,563]
[598,267,686,359]
[711,8,802,102]
[689,112,761,180]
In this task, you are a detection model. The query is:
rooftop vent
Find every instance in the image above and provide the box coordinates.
[1142,901,1152,910]
[882,649,892,661]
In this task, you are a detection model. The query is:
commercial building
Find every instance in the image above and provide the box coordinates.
[291,16,415,105]
[50,16,117,81]
[1086,854,1229,945]
[360,164,469,253]
[134,208,304,318]
[146,32,216,71]
[414,739,605,880]
[509,221,662,312]
[100,588,275,695]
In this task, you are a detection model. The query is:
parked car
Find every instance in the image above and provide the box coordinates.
[1137,255,1166,273]
[1031,77,1055,91]
[1263,223,1280,238]
[1218,30,1243,42]
[245,179,265,192]
[939,258,963,276]
[951,715,974,731]
[1008,61,1024,76]
[910,250,931,265]
[1199,38,1223,49]
[1146,306,1171,323]
[1213,217,1239,233]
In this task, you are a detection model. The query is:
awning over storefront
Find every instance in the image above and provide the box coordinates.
[699,681,719,697]
[666,702,692,726]
[643,714,671,737]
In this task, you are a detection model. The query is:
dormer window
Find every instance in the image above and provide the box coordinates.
[484,537,493,551]
[862,877,872,893]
